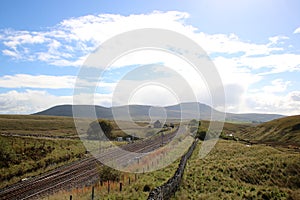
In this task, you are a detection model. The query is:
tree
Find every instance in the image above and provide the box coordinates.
[169,123,174,128]
[87,120,113,140]
[195,130,206,141]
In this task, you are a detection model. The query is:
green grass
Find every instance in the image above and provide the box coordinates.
[45,138,300,200]
[235,115,300,146]
[2,114,300,199]
[174,140,300,200]
[0,135,87,189]
[0,114,90,188]
[0,115,78,137]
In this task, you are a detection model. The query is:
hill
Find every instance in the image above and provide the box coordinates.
[237,115,300,146]
[33,103,283,123]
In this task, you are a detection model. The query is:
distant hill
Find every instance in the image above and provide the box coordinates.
[34,105,113,118]
[237,115,300,146]
[33,102,284,123]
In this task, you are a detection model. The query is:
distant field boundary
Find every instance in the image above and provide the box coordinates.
[0,132,79,140]
[147,139,198,200]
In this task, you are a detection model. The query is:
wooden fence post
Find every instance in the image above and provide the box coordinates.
[119,182,122,192]
[91,186,94,200]
[108,181,110,193]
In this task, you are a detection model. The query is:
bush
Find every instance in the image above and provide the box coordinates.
[195,131,206,141]
[87,120,113,140]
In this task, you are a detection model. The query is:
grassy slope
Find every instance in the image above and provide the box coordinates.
[0,115,77,137]
[236,115,300,146]
[0,135,86,188]
[202,120,252,134]
[175,140,300,200]
[0,115,86,188]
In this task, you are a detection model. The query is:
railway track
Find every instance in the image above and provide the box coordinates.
[0,127,182,200]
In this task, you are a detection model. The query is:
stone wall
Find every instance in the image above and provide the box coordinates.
[147,139,198,200]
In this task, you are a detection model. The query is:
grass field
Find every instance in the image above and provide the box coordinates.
[43,139,300,200]
[0,115,87,188]
[0,135,87,188]
[0,115,78,137]
[175,140,300,200]
[1,114,300,199]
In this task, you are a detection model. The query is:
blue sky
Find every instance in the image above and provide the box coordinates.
[0,0,300,115]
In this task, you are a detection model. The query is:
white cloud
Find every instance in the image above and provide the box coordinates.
[293,27,300,34]
[0,11,291,67]
[262,79,291,94]
[213,53,300,75]
[290,91,300,101]
[0,74,76,89]
[0,90,72,114]
[236,79,298,115]
[0,89,114,114]
[268,35,289,44]
[2,30,48,51]
[192,32,283,56]
[244,91,300,115]
[2,49,20,58]
[0,11,194,67]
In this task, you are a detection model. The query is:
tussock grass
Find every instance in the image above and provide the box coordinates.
[174,140,300,200]
[0,135,86,188]
[0,115,77,137]
[236,115,300,146]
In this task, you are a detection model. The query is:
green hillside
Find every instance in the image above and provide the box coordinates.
[236,115,300,146]
[0,115,77,137]
[175,140,300,199]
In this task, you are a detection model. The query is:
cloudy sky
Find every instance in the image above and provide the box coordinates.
[0,0,300,115]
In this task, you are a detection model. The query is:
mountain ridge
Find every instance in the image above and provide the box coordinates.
[33,102,284,123]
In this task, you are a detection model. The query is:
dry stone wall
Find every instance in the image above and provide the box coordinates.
[147,139,198,200]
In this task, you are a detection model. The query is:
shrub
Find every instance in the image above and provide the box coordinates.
[87,120,113,140]
[195,131,206,141]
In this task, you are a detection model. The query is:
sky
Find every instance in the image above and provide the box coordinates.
[0,0,300,115]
